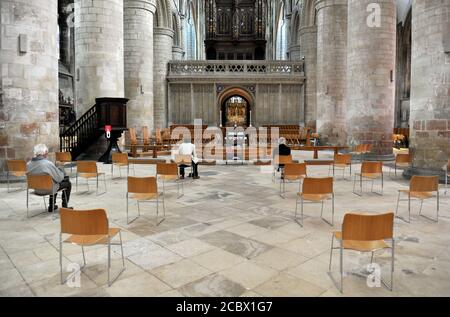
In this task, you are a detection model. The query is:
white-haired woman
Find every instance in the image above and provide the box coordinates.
[27,144,72,212]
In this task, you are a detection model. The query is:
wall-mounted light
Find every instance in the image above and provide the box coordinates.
[390,70,394,82]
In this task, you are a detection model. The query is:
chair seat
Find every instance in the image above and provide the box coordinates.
[357,173,382,179]
[399,190,434,200]
[159,175,179,181]
[396,163,410,168]
[285,175,305,181]
[334,164,350,168]
[130,193,159,201]
[299,193,332,202]
[333,232,390,252]
[64,228,121,246]
[10,171,26,177]
[78,172,104,179]
[113,163,128,167]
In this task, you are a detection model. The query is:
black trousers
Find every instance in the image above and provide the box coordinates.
[49,176,72,209]
[180,162,199,177]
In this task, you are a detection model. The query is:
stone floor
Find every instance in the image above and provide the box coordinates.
[1,151,449,297]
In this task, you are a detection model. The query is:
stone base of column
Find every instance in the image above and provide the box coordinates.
[350,153,395,162]
[403,167,447,184]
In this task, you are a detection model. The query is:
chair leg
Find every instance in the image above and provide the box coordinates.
[119,231,125,268]
[107,238,111,287]
[81,246,86,267]
[329,235,334,271]
[59,233,63,284]
[7,172,10,193]
[340,244,344,293]
[26,189,29,218]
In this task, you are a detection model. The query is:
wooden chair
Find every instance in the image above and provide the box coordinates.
[351,144,372,163]
[76,161,106,194]
[329,154,352,180]
[6,160,27,192]
[111,153,134,178]
[142,126,150,152]
[26,174,67,218]
[353,162,384,196]
[127,177,164,225]
[55,152,74,177]
[389,153,411,178]
[59,208,125,287]
[272,154,293,183]
[295,177,334,227]
[395,176,439,223]
[329,212,394,293]
[157,163,184,198]
[280,163,307,196]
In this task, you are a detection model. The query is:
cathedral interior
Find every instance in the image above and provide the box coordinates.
[0,0,450,298]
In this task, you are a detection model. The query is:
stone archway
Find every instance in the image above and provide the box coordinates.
[218,87,255,127]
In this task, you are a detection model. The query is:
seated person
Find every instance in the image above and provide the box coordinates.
[272,137,292,173]
[178,137,200,180]
[27,144,72,212]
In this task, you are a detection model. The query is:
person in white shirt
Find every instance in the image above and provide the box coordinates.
[178,136,200,179]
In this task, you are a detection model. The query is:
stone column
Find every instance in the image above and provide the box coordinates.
[315,0,347,145]
[74,0,124,117]
[299,26,317,128]
[124,0,156,131]
[0,0,59,169]
[153,27,174,128]
[346,0,396,159]
[408,0,450,175]
[172,46,184,60]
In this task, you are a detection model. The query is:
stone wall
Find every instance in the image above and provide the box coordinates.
[124,0,156,132]
[315,0,347,145]
[0,0,59,170]
[409,0,450,172]
[346,0,396,158]
[74,0,124,117]
[299,26,317,129]
[153,27,174,128]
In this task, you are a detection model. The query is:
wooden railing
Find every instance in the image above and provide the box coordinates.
[60,104,100,159]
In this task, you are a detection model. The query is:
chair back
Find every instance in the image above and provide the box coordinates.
[274,155,293,165]
[361,161,383,174]
[128,177,157,194]
[410,176,439,193]
[302,177,333,195]
[353,144,365,153]
[76,161,98,174]
[7,160,27,172]
[174,154,192,165]
[55,152,72,163]
[364,144,373,153]
[142,126,149,143]
[155,129,163,143]
[27,174,53,191]
[396,153,411,164]
[112,153,128,165]
[60,208,109,236]
[334,154,352,165]
[129,128,137,145]
[284,163,307,178]
[342,212,394,241]
[157,163,179,176]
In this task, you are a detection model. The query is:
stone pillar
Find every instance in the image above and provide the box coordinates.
[408,0,450,176]
[124,0,156,131]
[74,0,124,117]
[315,0,347,145]
[153,27,174,128]
[299,26,317,128]
[346,0,396,159]
[0,0,59,170]
[172,46,184,60]
[290,44,301,60]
